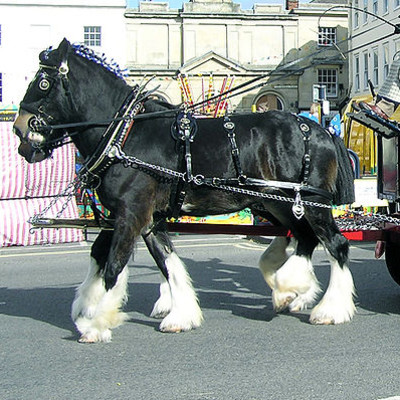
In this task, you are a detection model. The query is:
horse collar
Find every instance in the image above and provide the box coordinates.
[77,88,143,188]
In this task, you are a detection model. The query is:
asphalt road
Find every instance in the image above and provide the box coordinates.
[1,233,400,400]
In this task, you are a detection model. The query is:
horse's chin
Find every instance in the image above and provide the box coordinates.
[18,143,48,163]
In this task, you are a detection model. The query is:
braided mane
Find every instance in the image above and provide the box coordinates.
[71,43,128,80]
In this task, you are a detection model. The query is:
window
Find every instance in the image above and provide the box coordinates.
[256,94,284,111]
[383,0,388,13]
[318,27,337,47]
[354,10,359,28]
[0,73,3,102]
[84,26,101,47]
[372,0,378,15]
[383,43,389,80]
[318,69,338,98]
[373,48,379,86]
[354,55,360,92]
[396,0,400,9]
[363,0,368,23]
[396,40,400,54]
[363,52,369,89]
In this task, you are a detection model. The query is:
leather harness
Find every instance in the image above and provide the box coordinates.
[167,111,333,221]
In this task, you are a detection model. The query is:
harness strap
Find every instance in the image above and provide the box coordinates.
[168,111,198,219]
[78,87,143,186]
[298,121,312,186]
[199,176,332,201]
[223,116,247,184]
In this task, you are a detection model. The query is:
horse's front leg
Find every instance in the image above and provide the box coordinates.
[143,225,203,333]
[71,229,130,343]
[72,208,141,343]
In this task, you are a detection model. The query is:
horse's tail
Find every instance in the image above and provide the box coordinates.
[332,135,355,206]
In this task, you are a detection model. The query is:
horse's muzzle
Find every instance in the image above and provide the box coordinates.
[17,142,47,163]
[13,111,48,163]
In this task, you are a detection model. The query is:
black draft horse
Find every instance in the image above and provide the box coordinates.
[14,39,355,343]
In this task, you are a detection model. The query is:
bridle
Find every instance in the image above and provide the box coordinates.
[19,59,78,154]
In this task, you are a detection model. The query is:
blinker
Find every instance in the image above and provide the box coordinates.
[28,115,47,133]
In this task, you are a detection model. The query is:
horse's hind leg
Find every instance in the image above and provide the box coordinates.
[71,230,129,343]
[259,236,292,289]
[271,234,322,313]
[307,210,356,325]
[143,227,203,333]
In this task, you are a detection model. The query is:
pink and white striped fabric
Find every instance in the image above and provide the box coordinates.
[0,122,83,246]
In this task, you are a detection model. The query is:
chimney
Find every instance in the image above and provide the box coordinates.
[286,0,299,10]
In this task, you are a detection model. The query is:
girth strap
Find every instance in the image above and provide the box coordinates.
[168,110,198,219]
[223,116,247,185]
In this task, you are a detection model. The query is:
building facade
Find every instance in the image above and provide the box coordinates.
[349,0,400,100]
[0,0,349,119]
[346,0,400,175]
[0,0,126,110]
[125,0,349,117]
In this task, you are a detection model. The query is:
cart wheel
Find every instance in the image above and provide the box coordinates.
[385,240,400,286]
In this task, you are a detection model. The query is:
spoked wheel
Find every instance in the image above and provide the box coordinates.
[385,239,400,286]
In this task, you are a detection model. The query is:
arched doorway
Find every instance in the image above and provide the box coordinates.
[255,94,284,112]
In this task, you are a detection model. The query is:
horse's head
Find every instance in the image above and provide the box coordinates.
[13,38,73,163]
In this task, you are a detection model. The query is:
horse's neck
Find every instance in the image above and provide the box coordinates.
[70,65,131,157]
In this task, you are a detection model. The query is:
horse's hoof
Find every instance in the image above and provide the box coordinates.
[273,292,297,312]
[78,335,98,344]
[150,309,170,319]
[77,329,112,343]
[309,316,334,325]
[159,325,183,333]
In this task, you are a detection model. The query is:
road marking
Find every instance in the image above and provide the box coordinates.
[0,239,251,258]
[377,397,400,400]
[0,249,90,258]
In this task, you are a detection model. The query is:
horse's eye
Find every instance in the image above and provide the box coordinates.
[39,79,51,91]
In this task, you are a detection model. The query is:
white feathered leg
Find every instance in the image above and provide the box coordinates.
[272,253,321,313]
[150,277,172,319]
[310,253,356,325]
[71,257,129,343]
[158,252,203,333]
[258,237,292,289]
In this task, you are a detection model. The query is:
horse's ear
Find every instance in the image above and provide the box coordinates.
[57,38,71,62]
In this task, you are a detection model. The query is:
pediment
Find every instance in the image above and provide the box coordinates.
[179,52,247,75]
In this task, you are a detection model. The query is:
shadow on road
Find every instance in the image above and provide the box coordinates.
[2,248,400,337]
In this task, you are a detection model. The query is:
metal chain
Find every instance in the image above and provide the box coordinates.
[111,145,332,208]
[335,209,400,230]
[110,144,186,180]
[30,177,81,224]
[31,144,400,229]
[201,180,332,208]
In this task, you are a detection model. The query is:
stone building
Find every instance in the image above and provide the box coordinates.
[125,0,349,117]
[349,0,400,99]
[0,0,349,119]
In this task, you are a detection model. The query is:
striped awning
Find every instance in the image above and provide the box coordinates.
[0,122,83,246]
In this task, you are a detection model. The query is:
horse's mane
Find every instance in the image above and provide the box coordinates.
[71,43,128,80]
